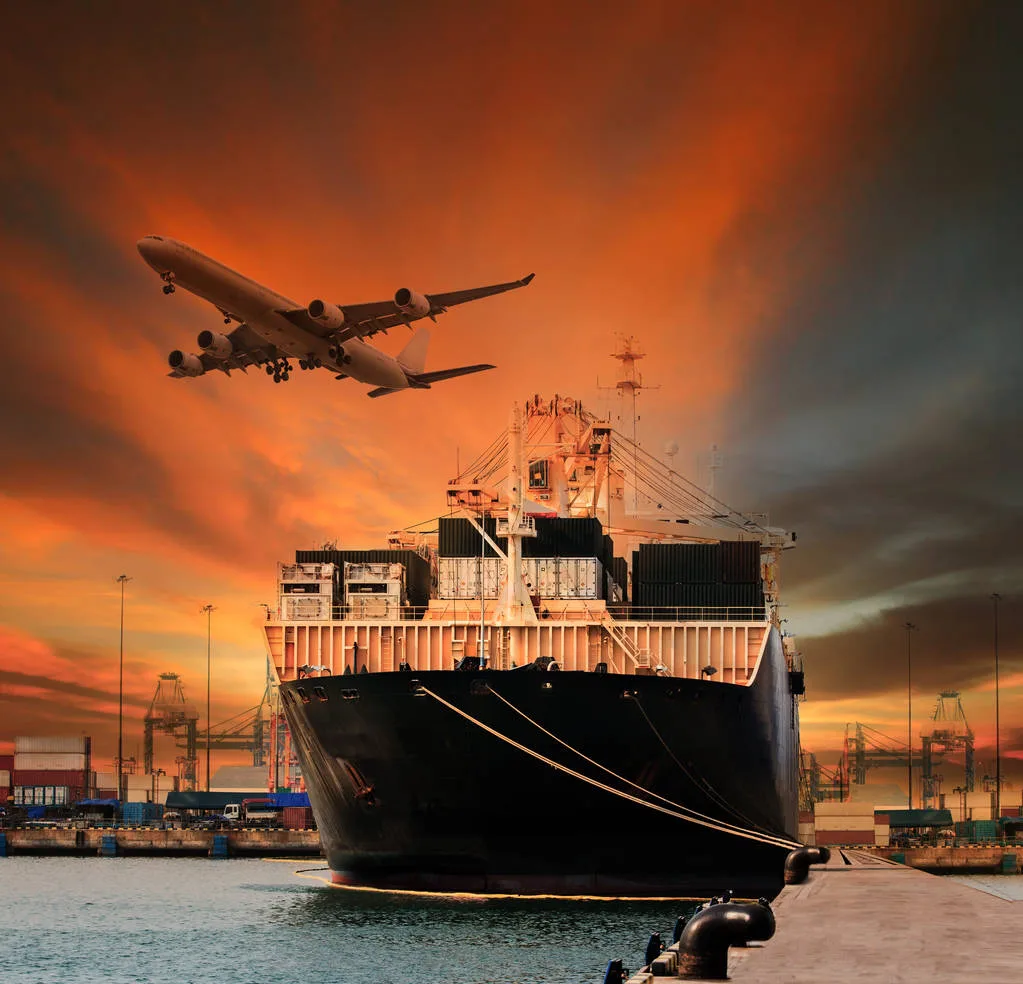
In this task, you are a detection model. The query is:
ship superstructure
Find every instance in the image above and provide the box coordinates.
[263,374,803,895]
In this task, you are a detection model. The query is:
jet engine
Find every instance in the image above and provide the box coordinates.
[197,330,233,360]
[307,298,346,331]
[168,350,205,376]
[394,287,430,319]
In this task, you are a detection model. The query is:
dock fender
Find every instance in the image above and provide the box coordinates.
[784,845,831,885]
[677,899,775,980]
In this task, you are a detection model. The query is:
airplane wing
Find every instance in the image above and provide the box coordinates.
[167,323,277,377]
[367,364,496,398]
[276,273,535,344]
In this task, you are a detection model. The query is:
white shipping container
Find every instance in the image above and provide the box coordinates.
[282,595,331,620]
[95,771,117,788]
[556,557,602,599]
[967,792,994,809]
[14,785,70,806]
[815,801,879,817]
[15,736,89,755]
[14,753,88,771]
[874,827,891,846]
[814,816,875,832]
[348,596,401,619]
[0,769,10,787]
[971,807,994,821]
[437,557,502,599]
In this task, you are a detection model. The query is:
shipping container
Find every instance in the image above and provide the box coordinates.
[282,806,315,829]
[14,752,89,771]
[556,557,603,599]
[438,517,506,557]
[720,541,761,583]
[296,549,431,608]
[813,829,875,846]
[14,785,74,806]
[12,769,88,787]
[281,595,332,620]
[95,771,117,789]
[815,816,875,831]
[0,754,13,772]
[15,736,90,755]
[0,769,9,788]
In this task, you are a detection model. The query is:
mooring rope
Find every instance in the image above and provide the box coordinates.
[488,686,781,842]
[419,686,799,850]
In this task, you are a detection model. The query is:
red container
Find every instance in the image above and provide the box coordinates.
[0,754,13,772]
[814,829,875,846]
[12,769,88,787]
[282,806,313,829]
[873,813,891,824]
[97,788,118,799]
[798,810,814,823]
[0,788,10,804]
[1000,807,1020,818]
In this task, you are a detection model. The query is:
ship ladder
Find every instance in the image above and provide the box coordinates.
[598,612,647,670]
[419,685,799,851]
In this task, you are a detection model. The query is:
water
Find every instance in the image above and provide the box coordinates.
[0,857,693,984]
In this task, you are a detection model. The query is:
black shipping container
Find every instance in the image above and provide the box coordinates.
[438,517,507,557]
[612,556,629,603]
[720,541,761,584]
[635,543,722,584]
[294,549,432,609]
[522,517,605,558]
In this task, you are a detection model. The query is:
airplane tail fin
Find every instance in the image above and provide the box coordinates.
[396,327,430,374]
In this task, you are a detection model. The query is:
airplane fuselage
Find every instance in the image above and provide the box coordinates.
[137,236,409,388]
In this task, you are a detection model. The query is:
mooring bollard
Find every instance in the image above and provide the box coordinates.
[601,957,625,984]
[676,898,776,980]
[783,845,831,885]
[643,931,663,968]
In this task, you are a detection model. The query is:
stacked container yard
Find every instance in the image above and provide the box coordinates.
[12,736,91,807]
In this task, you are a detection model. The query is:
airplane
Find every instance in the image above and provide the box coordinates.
[136,236,534,397]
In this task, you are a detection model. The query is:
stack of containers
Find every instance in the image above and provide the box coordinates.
[13,736,91,807]
[281,805,315,829]
[0,752,12,806]
[630,542,764,618]
[812,801,876,846]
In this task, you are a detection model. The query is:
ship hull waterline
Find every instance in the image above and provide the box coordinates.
[281,628,799,898]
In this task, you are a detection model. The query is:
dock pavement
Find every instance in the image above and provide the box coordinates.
[727,849,1021,982]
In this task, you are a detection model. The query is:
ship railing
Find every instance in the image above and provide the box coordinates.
[264,604,769,624]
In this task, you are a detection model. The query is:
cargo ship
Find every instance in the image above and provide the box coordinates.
[263,348,803,896]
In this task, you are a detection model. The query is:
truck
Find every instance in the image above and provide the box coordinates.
[220,798,281,828]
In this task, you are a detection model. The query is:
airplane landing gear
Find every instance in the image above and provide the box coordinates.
[161,272,176,294]
[298,355,322,371]
[162,283,175,295]
[269,358,291,382]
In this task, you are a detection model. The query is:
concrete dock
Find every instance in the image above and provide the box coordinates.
[0,826,322,857]
[726,849,1022,982]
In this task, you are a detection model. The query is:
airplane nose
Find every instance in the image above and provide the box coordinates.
[136,235,164,257]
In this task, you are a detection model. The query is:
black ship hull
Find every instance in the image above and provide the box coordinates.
[282,627,799,897]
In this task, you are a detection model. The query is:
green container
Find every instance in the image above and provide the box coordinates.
[955,821,973,839]
[890,851,906,865]
[974,820,998,842]
[1001,853,1017,875]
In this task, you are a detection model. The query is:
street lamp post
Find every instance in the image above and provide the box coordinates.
[905,621,918,810]
[992,593,1001,823]
[201,604,216,792]
[116,575,132,803]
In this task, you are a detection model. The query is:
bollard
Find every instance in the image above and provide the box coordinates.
[100,834,118,857]
[643,931,663,968]
[677,898,775,980]
[209,833,229,858]
[601,958,625,984]
[783,845,831,885]
[672,913,689,944]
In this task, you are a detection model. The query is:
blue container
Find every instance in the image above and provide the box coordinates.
[210,834,229,859]
[0,831,7,857]
[100,834,118,857]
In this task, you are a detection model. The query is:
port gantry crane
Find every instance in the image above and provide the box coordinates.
[803,692,976,806]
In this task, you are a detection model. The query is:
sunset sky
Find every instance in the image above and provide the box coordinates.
[1,2,1020,794]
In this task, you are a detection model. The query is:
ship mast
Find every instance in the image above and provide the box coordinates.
[495,403,538,666]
